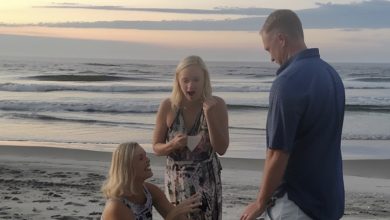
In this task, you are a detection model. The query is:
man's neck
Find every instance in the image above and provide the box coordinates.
[287,42,307,61]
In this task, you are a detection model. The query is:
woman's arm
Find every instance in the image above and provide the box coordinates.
[153,98,186,156]
[101,199,135,220]
[146,183,201,220]
[203,96,229,155]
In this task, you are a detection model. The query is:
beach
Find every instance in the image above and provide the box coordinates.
[0,2,390,219]
[1,145,389,220]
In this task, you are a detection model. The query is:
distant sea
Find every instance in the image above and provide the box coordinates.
[0,57,389,159]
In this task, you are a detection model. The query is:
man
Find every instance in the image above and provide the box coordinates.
[241,9,345,220]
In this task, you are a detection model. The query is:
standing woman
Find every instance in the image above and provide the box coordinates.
[153,55,229,220]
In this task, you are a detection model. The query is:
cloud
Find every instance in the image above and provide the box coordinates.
[9,17,266,31]
[0,34,261,61]
[35,4,274,16]
[2,0,390,30]
[299,0,390,28]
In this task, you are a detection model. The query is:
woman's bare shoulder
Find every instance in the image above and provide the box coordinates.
[102,198,135,220]
[144,182,164,197]
[160,98,172,106]
[212,95,227,106]
[158,98,174,112]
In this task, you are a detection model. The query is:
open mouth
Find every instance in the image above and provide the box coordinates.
[145,163,151,171]
[187,91,195,96]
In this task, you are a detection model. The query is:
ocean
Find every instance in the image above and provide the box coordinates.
[0,57,389,159]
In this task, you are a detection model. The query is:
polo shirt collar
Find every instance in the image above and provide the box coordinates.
[276,48,320,75]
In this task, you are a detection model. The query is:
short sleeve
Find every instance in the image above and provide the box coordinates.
[266,78,305,153]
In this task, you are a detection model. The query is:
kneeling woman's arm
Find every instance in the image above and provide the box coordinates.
[146,182,201,220]
[101,199,136,220]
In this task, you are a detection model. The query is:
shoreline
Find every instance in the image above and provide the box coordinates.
[1,145,390,219]
[1,145,389,179]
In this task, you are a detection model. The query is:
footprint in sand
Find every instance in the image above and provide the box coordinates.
[47,192,63,198]
[64,201,86,207]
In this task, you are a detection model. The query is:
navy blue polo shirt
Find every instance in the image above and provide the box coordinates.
[266,48,345,219]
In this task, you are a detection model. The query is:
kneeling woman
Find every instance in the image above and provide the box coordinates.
[101,142,201,220]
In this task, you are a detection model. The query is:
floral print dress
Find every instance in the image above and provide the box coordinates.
[165,108,222,220]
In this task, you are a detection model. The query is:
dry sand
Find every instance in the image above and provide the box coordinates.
[0,145,389,220]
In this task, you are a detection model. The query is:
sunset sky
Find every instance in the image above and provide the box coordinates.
[1,0,390,62]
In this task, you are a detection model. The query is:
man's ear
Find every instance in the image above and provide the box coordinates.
[277,33,287,48]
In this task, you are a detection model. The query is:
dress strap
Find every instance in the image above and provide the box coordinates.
[168,108,182,129]
[121,185,153,218]
[192,109,205,134]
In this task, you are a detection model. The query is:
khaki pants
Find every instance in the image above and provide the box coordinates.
[260,193,312,220]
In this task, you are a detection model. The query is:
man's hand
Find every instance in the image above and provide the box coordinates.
[240,202,264,220]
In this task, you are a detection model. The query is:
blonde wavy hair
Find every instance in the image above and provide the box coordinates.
[171,55,212,110]
[101,142,139,198]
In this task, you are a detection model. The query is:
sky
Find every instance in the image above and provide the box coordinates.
[0,0,390,63]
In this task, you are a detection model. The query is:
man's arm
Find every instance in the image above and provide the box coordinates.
[257,149,289,208]
[241,149,289,220]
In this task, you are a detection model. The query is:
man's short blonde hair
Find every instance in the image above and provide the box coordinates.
[260,9,304,40]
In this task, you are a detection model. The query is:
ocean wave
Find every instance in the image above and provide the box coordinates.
[214,85,270,92]
[343,134,390,140]
[225,72,275,78]
[76,69,156,75]
[345,86,390,89]
[24,74,150,82]
[83,62,163,69]
[229,126,265,131]
[6,113,154,129]
[346,104,390,113]
[77,70,102,74]
[4,82,390,92]
[58,68,75,71]
[0,100,159,113]
[246,73,275,78]
[0,83,270,93]
[125,63,158,68]
[84,63,121,67]
[227,104,268,110]
[0,83,171,93]
[0,100,265,114]
[350,77,390,82]
[228,104,390,112]
[1,99,390,113]
[5,112,266,133]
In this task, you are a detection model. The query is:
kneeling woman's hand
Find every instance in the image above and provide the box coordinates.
[166,193,202,220]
